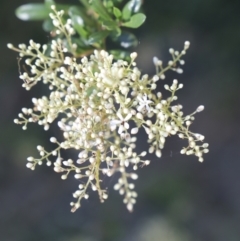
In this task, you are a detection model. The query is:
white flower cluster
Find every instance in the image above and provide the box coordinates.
[8,7,208,212]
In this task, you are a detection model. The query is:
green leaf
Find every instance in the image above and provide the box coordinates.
[69,6,94,26]
[105,1,113,8]
[110,50,131,61]
[45,0,55,9]
[111,27,122,38]
[42,19,54,32]
[79,0,91,10]
[71,37,88,48]
[122,13,146,28]
[104,0,125,5]
[71,15,88,38]
[90,0,112,21]
[113,7,122,18]
[69,7,88,38]
[16,3,50,21]
[102,20,118,30]
[68,6,83,17]
[87,31,110,45]
[112,31,138,48]
[122,0,142,20]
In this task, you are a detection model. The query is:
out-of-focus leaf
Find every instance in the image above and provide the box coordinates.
[122,0,142,20]
[16,4,50,21]
[62,37,90,55]
[111,27,122,38]
[71,38,94,56]
[105,1,113,8]
[102,20,118,30]
[71,15,88,38]
[79,0,91,9]
[110,49,131,61]
[122,1,132,20]
[114,0,124,3]
[122,13,146,28]
[69,6,94,26]
[42,19,54,32]
[87,31,109,45]
[69,7,88,38]
[45,0,55,9]
[113,7,122,18]
[112,31,138,48]
[16,3,71,21]
[90,0,112,21]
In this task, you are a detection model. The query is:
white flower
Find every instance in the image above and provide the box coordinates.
[10,33,208,213]
[110,112,132,134]
[137,94,152,112]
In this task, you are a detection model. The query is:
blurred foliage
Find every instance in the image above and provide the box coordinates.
[15,0,146,59]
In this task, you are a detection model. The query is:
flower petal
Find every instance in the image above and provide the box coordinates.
[124,122,129,129]
[117,112,123,120]
[118,125,124,134]
[124,113,132,121]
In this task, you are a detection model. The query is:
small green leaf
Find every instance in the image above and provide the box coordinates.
[122,13,146,28]
[16,4,50,21]
[122,2,131,20]
[90,0,112,21]
[87,31,110,45]
[105,1,113,8]
[113,7,122,18]
[122,0,142,20]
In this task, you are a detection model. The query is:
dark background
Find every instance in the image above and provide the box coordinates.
[1,0,240,241]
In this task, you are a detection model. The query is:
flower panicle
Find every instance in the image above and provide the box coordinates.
[8,7,208,212]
